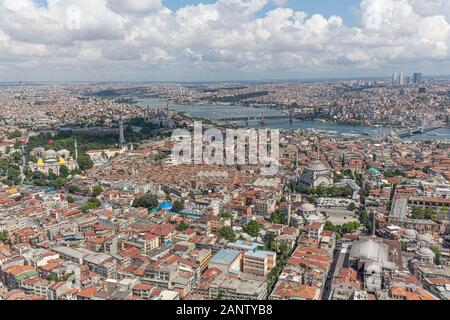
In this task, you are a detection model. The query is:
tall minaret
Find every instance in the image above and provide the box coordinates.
[118,116,126,146]
[372,211,376,237]
[19,143,26,183]
[287,192,292,227]
[74,139,78,160]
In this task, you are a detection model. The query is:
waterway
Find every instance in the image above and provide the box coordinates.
[136,97,450,140]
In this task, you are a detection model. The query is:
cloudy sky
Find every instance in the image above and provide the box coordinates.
[1,0,450,81]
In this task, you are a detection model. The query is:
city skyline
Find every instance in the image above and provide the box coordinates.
[1,0,450,81]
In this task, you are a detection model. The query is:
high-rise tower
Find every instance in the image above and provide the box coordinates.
[413,72,422,84]
[399,72,405,86]
[392,72,398,85]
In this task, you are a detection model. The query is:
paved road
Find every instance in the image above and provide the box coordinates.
[321,244,341,300]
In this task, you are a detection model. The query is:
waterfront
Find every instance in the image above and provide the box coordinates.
[136,97,450,140]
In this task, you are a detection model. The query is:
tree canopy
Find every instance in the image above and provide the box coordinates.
[244,220,260,237]
[132,194,159,210]
[219,226,236,242]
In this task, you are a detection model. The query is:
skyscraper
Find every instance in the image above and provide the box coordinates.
[413,72,422,84]
[399,72,405,86]
[392,72,398,85]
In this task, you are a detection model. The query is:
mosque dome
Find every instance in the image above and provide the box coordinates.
[59,157,66,165]
[416,233,434,244]
[403,229,417,240]
[365,261,382,275]
[300,202,316,214]
[299,158,333,188]
[416,247,435,260]
[305,214,324,223]
[306,160,328,172]
[37,159,44,167]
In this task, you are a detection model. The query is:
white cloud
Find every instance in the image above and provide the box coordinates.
[106,0,163,15]
[0,0,450,80]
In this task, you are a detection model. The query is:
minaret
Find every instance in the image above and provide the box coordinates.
[287,192,292,227]
[19,143,26,183]
[118,116,126,146]
[74,139,78,160]
[372,211,376,237]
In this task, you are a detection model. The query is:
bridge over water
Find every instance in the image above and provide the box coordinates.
[216,112,325,122]
[394,126,441,138]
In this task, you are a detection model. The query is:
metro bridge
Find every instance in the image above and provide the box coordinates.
[216,112,325,123]
[394,126,441,138]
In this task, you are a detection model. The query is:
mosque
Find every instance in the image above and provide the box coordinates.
[28,143,78,175]
[298,155,333,188]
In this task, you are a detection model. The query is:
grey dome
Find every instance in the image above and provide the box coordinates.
[416,247,435,259]
[365,261,382,274]
[300,202,316,212]
[306,160,328,171]
[416,233,433,243]
[403,229,417,239]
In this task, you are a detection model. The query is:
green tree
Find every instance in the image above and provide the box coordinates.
[424,207,436,220]
[172,200,184,213]
[132,194,159,210]
[53,177,66,188]
[66,196,75,203]
[0,230,11,245]
[7,131,22,140]
[270,209,287,225]
[401,241,408,252]
[430,246,442,265]
[92,185,103,197]
[59,165,69,178]
[68,185,81,194]
[411,206,425,219]
[81,198,102,212]
[47,274,60,282]
[219,212,233,220]
[244,220,260,237]
[219,226,236,242]
[176,222,189,232]
[77,153,93,171]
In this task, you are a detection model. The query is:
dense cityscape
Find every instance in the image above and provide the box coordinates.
[0,75,449,301]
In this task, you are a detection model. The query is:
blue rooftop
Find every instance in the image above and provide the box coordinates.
[209,249,241,265]
[159,201,173,211]
[226,240,263,252]
[244,250,273,259]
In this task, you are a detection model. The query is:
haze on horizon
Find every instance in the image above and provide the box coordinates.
[1,0,450,82]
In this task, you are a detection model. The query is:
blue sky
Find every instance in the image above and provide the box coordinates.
[35,0,361,25]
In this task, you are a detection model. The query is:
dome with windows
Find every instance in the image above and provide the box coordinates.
[298,157,333,188]
[402,229,417,240]
[300,202,316,215]
[415,247,435,264]
[306,160,328,171]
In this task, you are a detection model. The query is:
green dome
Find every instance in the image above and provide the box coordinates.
[368,167,380,174]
